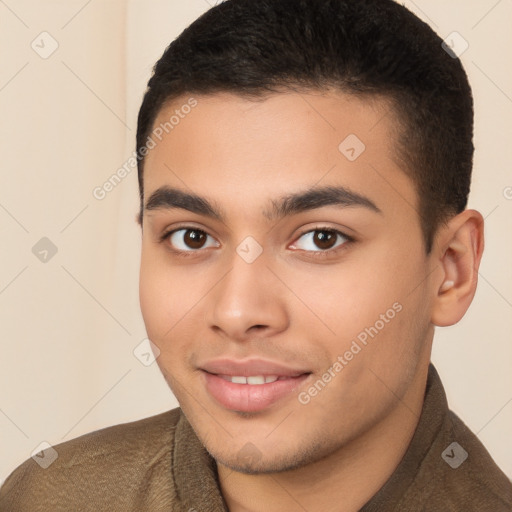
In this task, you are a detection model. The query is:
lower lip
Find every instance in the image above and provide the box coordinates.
[202,371,310,412]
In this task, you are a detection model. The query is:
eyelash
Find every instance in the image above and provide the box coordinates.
[158,226,355,259]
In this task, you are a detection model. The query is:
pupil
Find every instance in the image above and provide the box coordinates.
[185,230,205,249]
[314,230,335,250]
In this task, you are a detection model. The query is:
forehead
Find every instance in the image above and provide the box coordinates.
[142,90,417,221]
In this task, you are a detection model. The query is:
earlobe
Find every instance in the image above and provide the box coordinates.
[431,209,484,327]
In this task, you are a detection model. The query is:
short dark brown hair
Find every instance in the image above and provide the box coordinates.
[136,0,473,252]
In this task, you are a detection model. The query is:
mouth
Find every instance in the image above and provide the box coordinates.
[200,362,312,413]
[217,374,298,384]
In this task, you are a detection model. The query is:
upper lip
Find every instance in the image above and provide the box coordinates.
[200,358,311,377]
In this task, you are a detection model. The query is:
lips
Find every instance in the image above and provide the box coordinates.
[199,358,312,412]
[200,358,310,378]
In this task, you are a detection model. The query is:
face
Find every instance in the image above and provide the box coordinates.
[139,90,436,473]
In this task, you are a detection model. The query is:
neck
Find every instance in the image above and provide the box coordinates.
[217,363,429,512]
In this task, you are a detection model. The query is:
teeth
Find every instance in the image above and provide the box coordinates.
[226,375,280,385]
[247,376,265,385]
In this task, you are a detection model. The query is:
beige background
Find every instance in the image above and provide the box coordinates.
[0,0,511,484]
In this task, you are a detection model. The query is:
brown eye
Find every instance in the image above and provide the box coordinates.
[183,229,207,249]
[167,228,219,252]
[312,230,337,250]
[291,228,349,253]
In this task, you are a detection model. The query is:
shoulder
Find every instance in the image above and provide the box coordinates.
[408,409,512,511]
[440,410,512,509]
[0,407,182,511]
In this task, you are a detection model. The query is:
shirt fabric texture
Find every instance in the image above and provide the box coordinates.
[1,363,511,511]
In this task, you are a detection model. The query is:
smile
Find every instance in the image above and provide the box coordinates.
[202,371,311,412]
[218,375,283,384]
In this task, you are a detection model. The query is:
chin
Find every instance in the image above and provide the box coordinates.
[206,439,325,475]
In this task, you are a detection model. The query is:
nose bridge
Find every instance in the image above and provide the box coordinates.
[207,240,288,339]
[217,242,269,317]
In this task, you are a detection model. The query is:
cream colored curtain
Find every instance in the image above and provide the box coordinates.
[0,0,511,483]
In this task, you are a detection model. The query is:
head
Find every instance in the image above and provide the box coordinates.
[137,0,484,474]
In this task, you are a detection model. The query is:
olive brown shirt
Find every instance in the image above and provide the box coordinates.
[1,364,511,511]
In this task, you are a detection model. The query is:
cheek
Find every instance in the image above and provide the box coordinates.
[139,252,182,341]
[295,263,401,340]
[139,250,212,344]
[139,261,192,381]
[347,251,432,379]
[139,256,163,328]
[321,243,429,354]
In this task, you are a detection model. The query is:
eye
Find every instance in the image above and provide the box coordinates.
[160,226,352,258]
[163,228,219,252]
[290,227,351,254]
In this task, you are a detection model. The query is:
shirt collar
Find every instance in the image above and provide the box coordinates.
[360,363,448,510]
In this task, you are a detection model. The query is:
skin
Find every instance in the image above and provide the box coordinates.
[138,90,484,512]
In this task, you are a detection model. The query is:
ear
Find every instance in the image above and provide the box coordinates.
[430,209,485,327]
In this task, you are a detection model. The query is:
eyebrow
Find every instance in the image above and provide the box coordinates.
[144,185,382,223]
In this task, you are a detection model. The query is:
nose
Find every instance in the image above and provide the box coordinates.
[206,249,289,342]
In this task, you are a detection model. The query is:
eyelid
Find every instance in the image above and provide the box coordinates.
[289,226,353,255]
[159,225,219,252]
